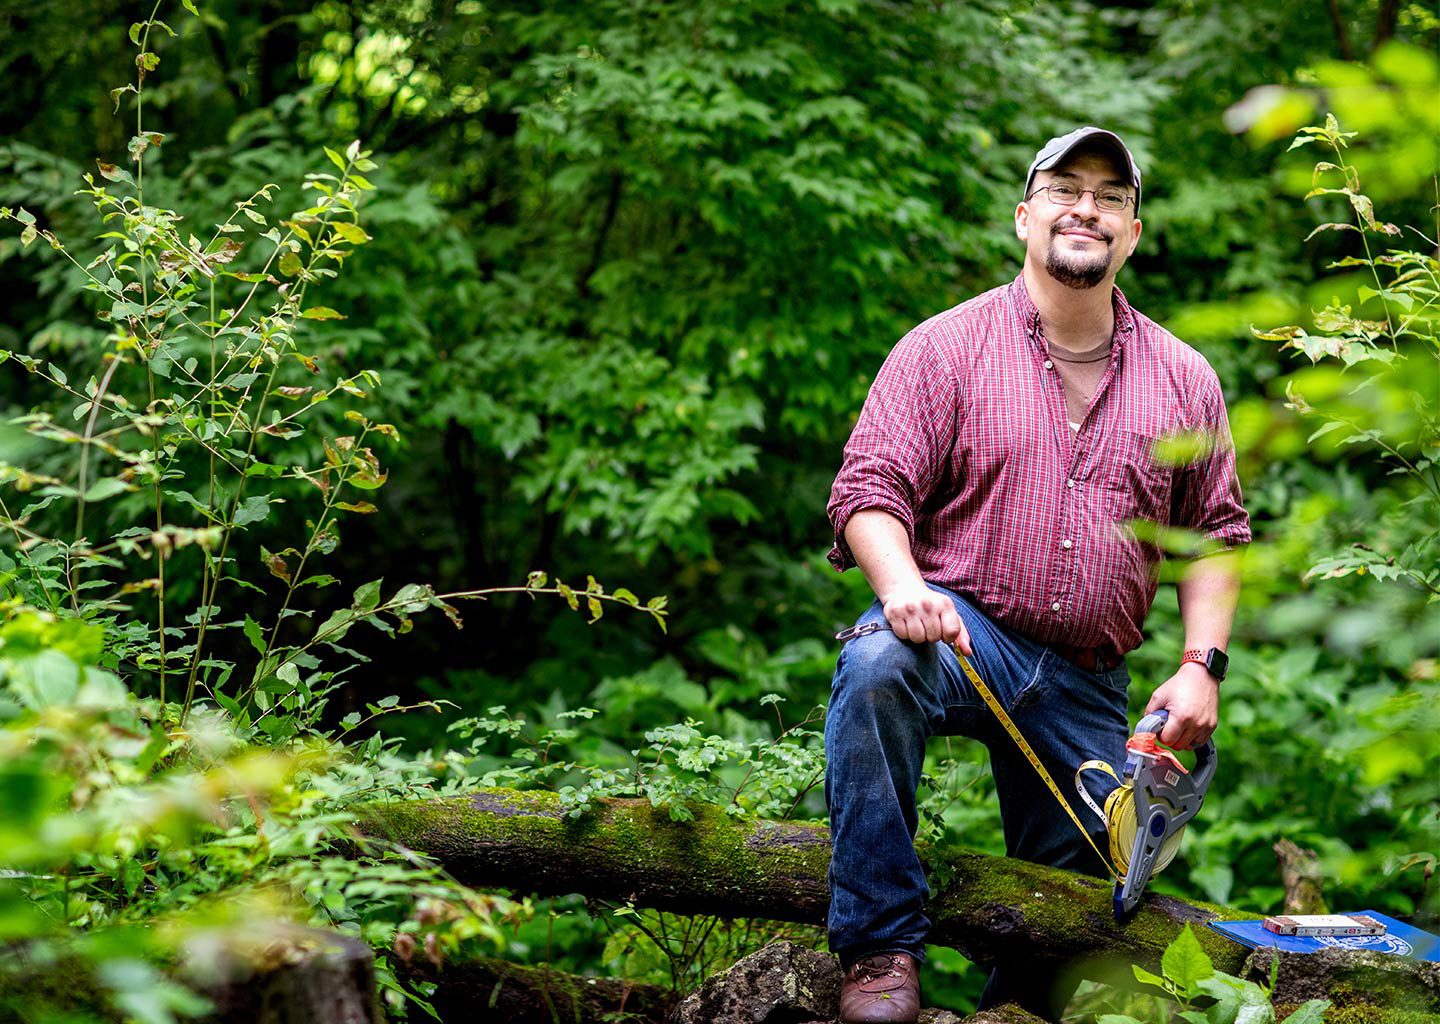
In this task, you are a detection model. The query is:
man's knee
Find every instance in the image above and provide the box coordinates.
[829,634,937,722]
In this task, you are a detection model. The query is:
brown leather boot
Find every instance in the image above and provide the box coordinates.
[839,952,920,1023]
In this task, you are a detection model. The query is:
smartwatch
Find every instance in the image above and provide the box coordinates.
[1182,647,1228,682]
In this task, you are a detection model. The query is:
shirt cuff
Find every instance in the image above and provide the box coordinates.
[827,499,916,573]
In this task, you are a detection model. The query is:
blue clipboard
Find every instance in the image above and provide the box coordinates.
[1208,910,1440,962]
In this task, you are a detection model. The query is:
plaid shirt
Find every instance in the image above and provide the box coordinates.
[827,275,1250,657]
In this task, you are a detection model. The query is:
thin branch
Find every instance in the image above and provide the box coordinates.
[1324,0,1355,60]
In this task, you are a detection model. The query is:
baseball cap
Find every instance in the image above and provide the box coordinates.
[1024,127,1142,210]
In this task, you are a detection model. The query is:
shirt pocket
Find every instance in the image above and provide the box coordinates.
[1103,430,1175,531]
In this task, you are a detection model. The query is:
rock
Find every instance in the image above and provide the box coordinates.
[672,940,841,1024]
[1241,947,1440,1013]
[960,1005,1050,1023]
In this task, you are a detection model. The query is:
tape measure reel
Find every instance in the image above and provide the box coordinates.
[1076,759,1185,878]
[1076,710,1217,918]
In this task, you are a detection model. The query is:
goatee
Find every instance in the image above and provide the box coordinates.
[1045,218,1113,290]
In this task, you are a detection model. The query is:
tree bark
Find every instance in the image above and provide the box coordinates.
[398,956,671,1024]
[1274,838,1329,915]
[189,923,382,1024]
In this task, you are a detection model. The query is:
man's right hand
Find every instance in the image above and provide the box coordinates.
[881,584,972,654]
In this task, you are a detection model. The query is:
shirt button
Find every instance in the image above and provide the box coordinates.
[1062,539,1073,549]
[1051,602,1061,612]
[1066,479,1075,489]
[1043,359,1054,369]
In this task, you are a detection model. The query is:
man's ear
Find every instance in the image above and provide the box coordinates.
[1015,202,1030,242]
[1124,217,1143,257]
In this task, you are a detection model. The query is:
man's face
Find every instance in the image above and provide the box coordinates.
[1015,149,1143,291]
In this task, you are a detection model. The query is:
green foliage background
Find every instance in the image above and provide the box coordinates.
[0,0,1437,1019]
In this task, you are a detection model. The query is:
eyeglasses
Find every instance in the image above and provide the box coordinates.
[1028,182,1135,212]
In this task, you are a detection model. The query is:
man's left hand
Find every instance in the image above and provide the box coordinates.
[1144,663,1219,749]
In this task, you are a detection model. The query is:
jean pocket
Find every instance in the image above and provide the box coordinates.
[1011,650,1058,711]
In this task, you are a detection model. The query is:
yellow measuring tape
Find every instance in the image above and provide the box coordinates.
[953,648,1122,881]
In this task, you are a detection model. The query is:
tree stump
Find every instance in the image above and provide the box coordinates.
[183,923,381,1024]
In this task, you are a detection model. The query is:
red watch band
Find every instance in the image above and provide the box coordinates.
[1181,648,1206,667]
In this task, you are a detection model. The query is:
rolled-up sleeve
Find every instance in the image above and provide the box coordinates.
[1172,371,1251,553]
[827,330,957,571]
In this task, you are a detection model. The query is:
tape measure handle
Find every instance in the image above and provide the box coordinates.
[1137,710,1218,795]
[1192,736,1217,795]
[1135,709,1169,735]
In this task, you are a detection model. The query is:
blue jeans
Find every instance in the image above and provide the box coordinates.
[824,586,1131,1012]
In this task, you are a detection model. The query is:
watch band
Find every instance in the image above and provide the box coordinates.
[1182,647,1227,682]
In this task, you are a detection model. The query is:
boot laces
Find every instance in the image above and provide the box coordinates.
[852,953,906,984]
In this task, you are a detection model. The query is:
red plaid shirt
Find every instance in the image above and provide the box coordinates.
[827,275,1250,657]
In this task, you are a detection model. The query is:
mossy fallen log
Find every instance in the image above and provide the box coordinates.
[0,924,381,1024]
[357,788,1242,976]
[357,788,1438,1011]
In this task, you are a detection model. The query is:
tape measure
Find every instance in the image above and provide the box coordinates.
[836,621,1216,919]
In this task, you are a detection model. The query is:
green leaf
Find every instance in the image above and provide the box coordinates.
[1196,975,1254,1020]
[1281,1000,1330,1024]
[301,306,345,320]
[352,578,383,613]
[391,583,429,609]
[1130,964,1169,990]
[13,650,81,709]
[120,857,144,896]
[82,478,130,502]
[1162,925,1215,997]
[232,494,272,528]
[1307,421,1348,443]
[331,222,369,245]
[315,608,355,645]
[324,146,347,172]
[48,362,68,387]
[278,250,302,276]
[243,615,266,654]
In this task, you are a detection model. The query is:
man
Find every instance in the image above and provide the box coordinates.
[823,127,1250,1023]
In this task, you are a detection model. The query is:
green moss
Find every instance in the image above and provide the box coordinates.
[1314,1006,1440,1024]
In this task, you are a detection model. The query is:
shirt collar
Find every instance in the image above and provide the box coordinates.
[1009,273,1137,351]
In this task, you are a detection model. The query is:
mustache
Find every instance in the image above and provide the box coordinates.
[1050,216,1114,243]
